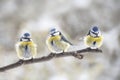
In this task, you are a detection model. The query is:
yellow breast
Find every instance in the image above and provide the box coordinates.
[46,35,70,52]
[84,35,103,48]
[16,41,37,59]
[19,41,35,46]
[49,35,61,41]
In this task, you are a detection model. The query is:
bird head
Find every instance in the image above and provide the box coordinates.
[49,28,61,36]
[89,26,101,37]
[20,32,31,41]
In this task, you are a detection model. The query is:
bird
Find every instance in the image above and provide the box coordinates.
[46,28,73,53]
[84,26,103,49]
[15,32,37,60]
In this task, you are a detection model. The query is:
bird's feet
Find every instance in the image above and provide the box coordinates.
[18,59,24,64]
[73,54,84,59]
[86,47,92,50]
[49,53,56,57]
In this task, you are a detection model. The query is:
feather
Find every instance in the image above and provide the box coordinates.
[60,33,73,45]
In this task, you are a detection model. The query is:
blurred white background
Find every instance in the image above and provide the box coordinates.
[0,0,120,80]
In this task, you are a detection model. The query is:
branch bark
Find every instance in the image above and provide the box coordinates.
[0,48,102,72]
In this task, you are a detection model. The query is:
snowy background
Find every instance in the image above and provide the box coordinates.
[0,0,120,80]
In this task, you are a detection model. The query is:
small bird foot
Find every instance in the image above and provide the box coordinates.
[96,48,102,52]
[29,57,33,61]
[86,47,92,50]
[73,54,84,59]
[18,59,24,64]
[49,53,56,57]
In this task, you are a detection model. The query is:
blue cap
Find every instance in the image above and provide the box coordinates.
[24,32,30,37]
[50,28,56,32]
[92,26,99,32]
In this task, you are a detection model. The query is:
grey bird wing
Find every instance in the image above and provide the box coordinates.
[61,33,73,45]
[87,30,90,35]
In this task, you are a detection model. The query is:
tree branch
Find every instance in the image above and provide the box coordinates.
[0,48,102,72]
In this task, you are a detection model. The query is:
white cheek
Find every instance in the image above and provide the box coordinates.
[90,32,96,37]
[98,32,101,36]
[22,39,28,41]
[54,32,59,36]
[30,39,33,41]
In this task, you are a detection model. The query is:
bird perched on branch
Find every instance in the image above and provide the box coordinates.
[15,32,37,60]
[46,28,73,53]
[84,26,103,49]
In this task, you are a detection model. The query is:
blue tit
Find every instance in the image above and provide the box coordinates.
[15,32,37,60]
[46,28,73,53]
[84,26,103,49]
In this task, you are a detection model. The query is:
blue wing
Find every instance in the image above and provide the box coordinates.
[60,33,73,45]
[87,30,90,35]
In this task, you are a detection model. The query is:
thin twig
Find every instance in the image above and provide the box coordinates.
[0,48,102,72]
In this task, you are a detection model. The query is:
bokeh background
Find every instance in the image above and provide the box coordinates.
[0,0,120,80]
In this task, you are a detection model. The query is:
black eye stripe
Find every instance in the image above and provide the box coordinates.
[90,31,99,37]
[23,38,30,39]
[21,38,31,41]
[91,31,99,35]
[51,31,60,35]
